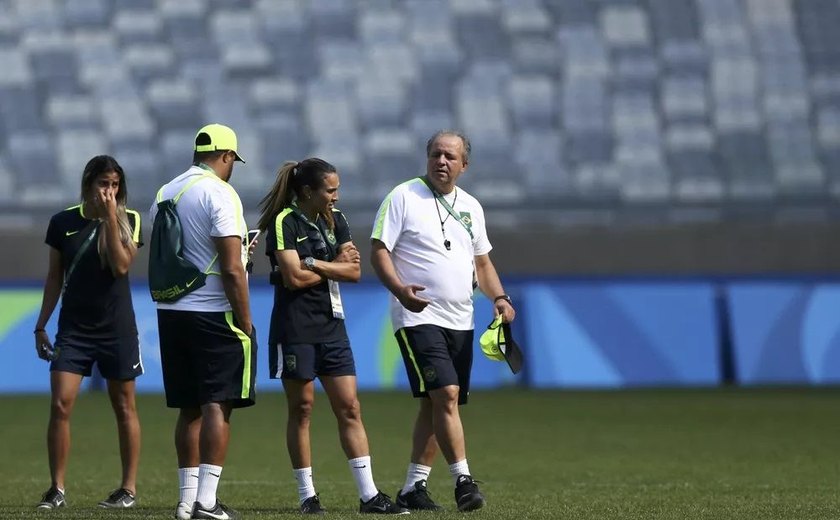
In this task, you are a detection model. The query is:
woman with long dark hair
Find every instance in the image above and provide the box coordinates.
[258,158,405,514]
[33,155,143,510]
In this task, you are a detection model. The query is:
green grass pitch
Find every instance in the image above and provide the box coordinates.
[1,388,839,519]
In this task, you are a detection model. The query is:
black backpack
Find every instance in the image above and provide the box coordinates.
[148,175,217,303]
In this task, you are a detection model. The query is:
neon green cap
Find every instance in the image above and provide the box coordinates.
[479,314,506,361]
[194,123,245,163]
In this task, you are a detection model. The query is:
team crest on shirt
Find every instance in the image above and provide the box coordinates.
[285,354,297,371]
[459,212,473,234]
[326,229,336,245]
[423,366,437,382]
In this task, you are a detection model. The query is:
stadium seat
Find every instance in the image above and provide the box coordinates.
[146,78,202,131]
[356,76,407,130]
[113,9,163,45]
[256,112,310,174]
[45,95,98,131]
[511,37,561,76]
[507,76,556,129]
[63,0,110,28]
[0,0,836,217]
[515,129,570,198]
[0,87,43,134]
[359,9,406,46]
[0,153,14,202]
[124,43,176,87]
[500,0,552,35]
[7,131,59,185]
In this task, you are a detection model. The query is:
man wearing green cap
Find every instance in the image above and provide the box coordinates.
[370,130,516,512]
[149,123,255,520]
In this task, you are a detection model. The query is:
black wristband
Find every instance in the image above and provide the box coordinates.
[494,294,512,305]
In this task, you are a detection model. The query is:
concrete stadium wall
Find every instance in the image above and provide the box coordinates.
[4,220,840,282]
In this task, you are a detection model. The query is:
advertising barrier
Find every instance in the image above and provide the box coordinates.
[4,279,840,393]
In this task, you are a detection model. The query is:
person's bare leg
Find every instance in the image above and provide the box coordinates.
[321,375,368,458]
[106,379,140,494]
[175,408,201,468]
[427,386,465,464]
[283,379,315,468]
[198,402,232,466]
[47,371,84,491]
[410,398,438,465]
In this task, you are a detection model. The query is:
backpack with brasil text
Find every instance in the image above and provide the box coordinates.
[148,175,218,303]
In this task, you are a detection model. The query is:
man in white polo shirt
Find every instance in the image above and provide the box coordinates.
[370,130,516,513]
[149,123,255,520]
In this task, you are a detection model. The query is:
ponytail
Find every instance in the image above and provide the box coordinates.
[257,161,298,232]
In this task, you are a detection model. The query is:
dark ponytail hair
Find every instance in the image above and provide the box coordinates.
[257,157,337,232]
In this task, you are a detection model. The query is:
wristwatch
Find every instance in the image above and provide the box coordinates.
[303,256,316,271]
[494,294,513,305]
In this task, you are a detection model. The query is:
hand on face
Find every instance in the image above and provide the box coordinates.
[96,186,117,217]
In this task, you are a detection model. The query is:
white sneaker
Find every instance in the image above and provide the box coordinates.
[175,501,191,520]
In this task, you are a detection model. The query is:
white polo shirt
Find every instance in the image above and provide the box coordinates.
[149,165,247,312]
[371,177,492,331]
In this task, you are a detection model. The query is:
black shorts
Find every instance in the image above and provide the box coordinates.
[157,309,257,409]
[51,332,142,381]
[269,338,356,380]
[395,325,474,405]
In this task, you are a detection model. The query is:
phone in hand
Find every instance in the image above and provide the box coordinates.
[247,229,261,249]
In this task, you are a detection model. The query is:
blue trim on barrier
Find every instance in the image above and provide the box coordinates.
[4,278,840,393]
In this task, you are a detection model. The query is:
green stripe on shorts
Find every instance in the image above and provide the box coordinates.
[399,328,425,393]
[224,311,252,399]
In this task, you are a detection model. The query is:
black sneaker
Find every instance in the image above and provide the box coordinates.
[396,480,443,511]
[98,488,136,508]
[36,487,66,509]
[359,491,409,514]
[454,475,484,512]
[191,500,239,520]
[300,494,326,514]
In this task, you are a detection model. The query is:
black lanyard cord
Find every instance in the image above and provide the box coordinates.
[433,189,457,250]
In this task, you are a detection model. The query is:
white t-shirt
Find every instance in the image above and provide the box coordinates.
[149,165,247,312]
[371,177,492,330]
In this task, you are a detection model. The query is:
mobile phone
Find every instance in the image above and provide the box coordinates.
[247,229,261,248]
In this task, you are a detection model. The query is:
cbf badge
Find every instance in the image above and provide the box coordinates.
[459,212,473,235]
[326,229,336,245]
[285,354,297,371]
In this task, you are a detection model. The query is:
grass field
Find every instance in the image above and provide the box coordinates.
[1,388,839,519]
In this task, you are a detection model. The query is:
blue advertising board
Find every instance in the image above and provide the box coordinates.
[524,282,721,388]
[727,283,840,384]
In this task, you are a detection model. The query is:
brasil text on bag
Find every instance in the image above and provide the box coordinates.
[148,175,218,303]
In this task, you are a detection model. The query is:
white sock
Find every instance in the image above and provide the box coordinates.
[348,456,378,502]
[449,459,470,485]
[178,467,199,505]
[56,486,65,495]
[196,464,222,509]
[293,467,316,504]
[401,463,432,495]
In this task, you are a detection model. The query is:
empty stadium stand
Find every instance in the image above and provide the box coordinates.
[0,0,835,226]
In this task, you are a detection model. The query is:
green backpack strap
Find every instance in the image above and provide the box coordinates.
[158,174,219,275]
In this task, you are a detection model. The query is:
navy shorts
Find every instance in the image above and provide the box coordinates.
[395,325,474,405]
[51,332,142,381]
[269,338,356,380]
[157,310,257,409]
